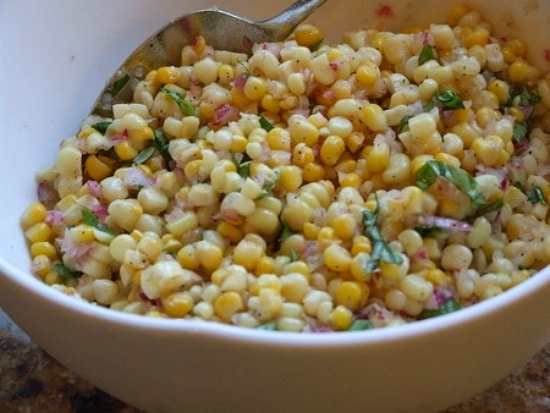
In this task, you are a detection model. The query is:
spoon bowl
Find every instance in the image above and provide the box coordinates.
[94,0,326,116]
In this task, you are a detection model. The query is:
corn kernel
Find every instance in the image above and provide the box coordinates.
[330,305,353,330]
[21,202,48,229]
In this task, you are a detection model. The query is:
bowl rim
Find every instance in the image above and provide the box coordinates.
[2,254,549,347]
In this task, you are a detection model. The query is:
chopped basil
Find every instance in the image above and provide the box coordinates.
[419,300,462,319]
[514,182,547,205]
[527,186,547,205]
[513,120,529,142]
[257,322,278,330]
[415,160,487,211]
[133,146,155,165]
[259,115,275,132]
[162,88,195,116]
[434,90,465,111]
[514,85,541,106]
[54,263,82,279]
[398,114,413,132]
[233,152,252,178]
[91,121,112,134]
[347,319,374,331]
[278,224,294,244]
[414,225,443,237]
[289,247,299,262]
[110,74,131,97]
[81,209,115,235]
[418,44,438,65]
[469,198,503,219]
[361,197,404,274]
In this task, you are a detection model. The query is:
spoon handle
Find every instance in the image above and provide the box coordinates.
[263,0,328,28]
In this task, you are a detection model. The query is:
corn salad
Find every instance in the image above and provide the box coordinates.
[22,4,550,332]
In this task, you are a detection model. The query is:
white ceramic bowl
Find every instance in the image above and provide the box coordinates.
[1,1,549,412]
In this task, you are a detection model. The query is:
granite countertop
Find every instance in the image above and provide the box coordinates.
[0,309,548,413]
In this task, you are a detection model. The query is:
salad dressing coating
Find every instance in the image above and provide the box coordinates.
[21,4,550,331]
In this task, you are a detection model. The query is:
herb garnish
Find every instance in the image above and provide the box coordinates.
[91,121,112,134]
[418,44,438,66]
[513,182,548,205]
[110,74,131,97]
[361,197,404,274]
[259,115,275,132]
[419,299,462,319]
[433,90,465,111]
[81,209,115,235]
[415,160,490,211]
[278,224,294,244]
[53,262,83,279]
[347,319,374,331]
[162,88,195,116]
[134,129,173,165]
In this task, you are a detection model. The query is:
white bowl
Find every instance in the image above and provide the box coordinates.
[1,1,549,412]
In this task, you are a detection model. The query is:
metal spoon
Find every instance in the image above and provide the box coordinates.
[94,0,327,117]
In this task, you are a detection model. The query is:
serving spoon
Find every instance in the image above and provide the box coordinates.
[93,0,327,117]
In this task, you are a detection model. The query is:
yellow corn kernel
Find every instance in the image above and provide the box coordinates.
[30,241,57,259]
[294,23,323,49]
[339,172,361,188]
[289,116,320,147]
[472,135,509,167]
[162,292,194,318]
[216,221,243,244]
[433,152,461,168]
[421,268,450,287]
[196,241,224,273]
[323,243,352,272]
[193,35,206,54]
[463,28,489,49]
[72,225,96,243]
[334,281,368,311]
[24,222,51,244]
[476,107,500,129]
[508,60,538,84]
[332,214,356,240]
[176,244,200,270]
[504,39,528,61]
[130,126,154,142]
[21,202,48,229]
[85,154,114,181]
[283,260,311,279]
[32,254,52,277]
[114,140,139,161]
[44,270,61,285]
[292,143,315,167]
[265,127,290,151]
[330,305,353,330]
[356,63,379,86]
[320,135,346,166]
[303,222,320,240]
[279,165,303,192]
[487,79,510,105]
[156,66,181,84]
[261,94,281,113]
[214,291,244,322]
[162,234,182,253]
[365,141,390,173]
[351,236,372,256]
[302,162,325,182]
[380,254,409,281]
[217,64,235,84]
[230,87,251,110]
[447,3,470,26]
[255,256,275,276]
[349,252,369,281]
[243,76,267,101]
[362,103,388,133]
[317,226,336,245]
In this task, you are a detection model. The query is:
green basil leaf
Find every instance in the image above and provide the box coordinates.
[289,247,299,262]
[513,120,528,142]
[162,88,195,116]
[54,262,83,279]
[434,90,465,111]
[133,146,156,165]
[361,198,403,275]
[347,319,374,331]
[259,115,275,132]
[516,86,541,106]
[91,121,112,134]
[419,300,462,319]
[527,185,547,205]
[111,74,131,97]
[278,224,294,244]
[257,322,278,331]
[418,44,438,65]
[398,114,413,132]
[415,160,487,210]
[152,129,172,163]
[81,209,115,235]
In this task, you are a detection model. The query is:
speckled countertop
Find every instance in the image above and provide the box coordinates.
[0,308,548,413]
